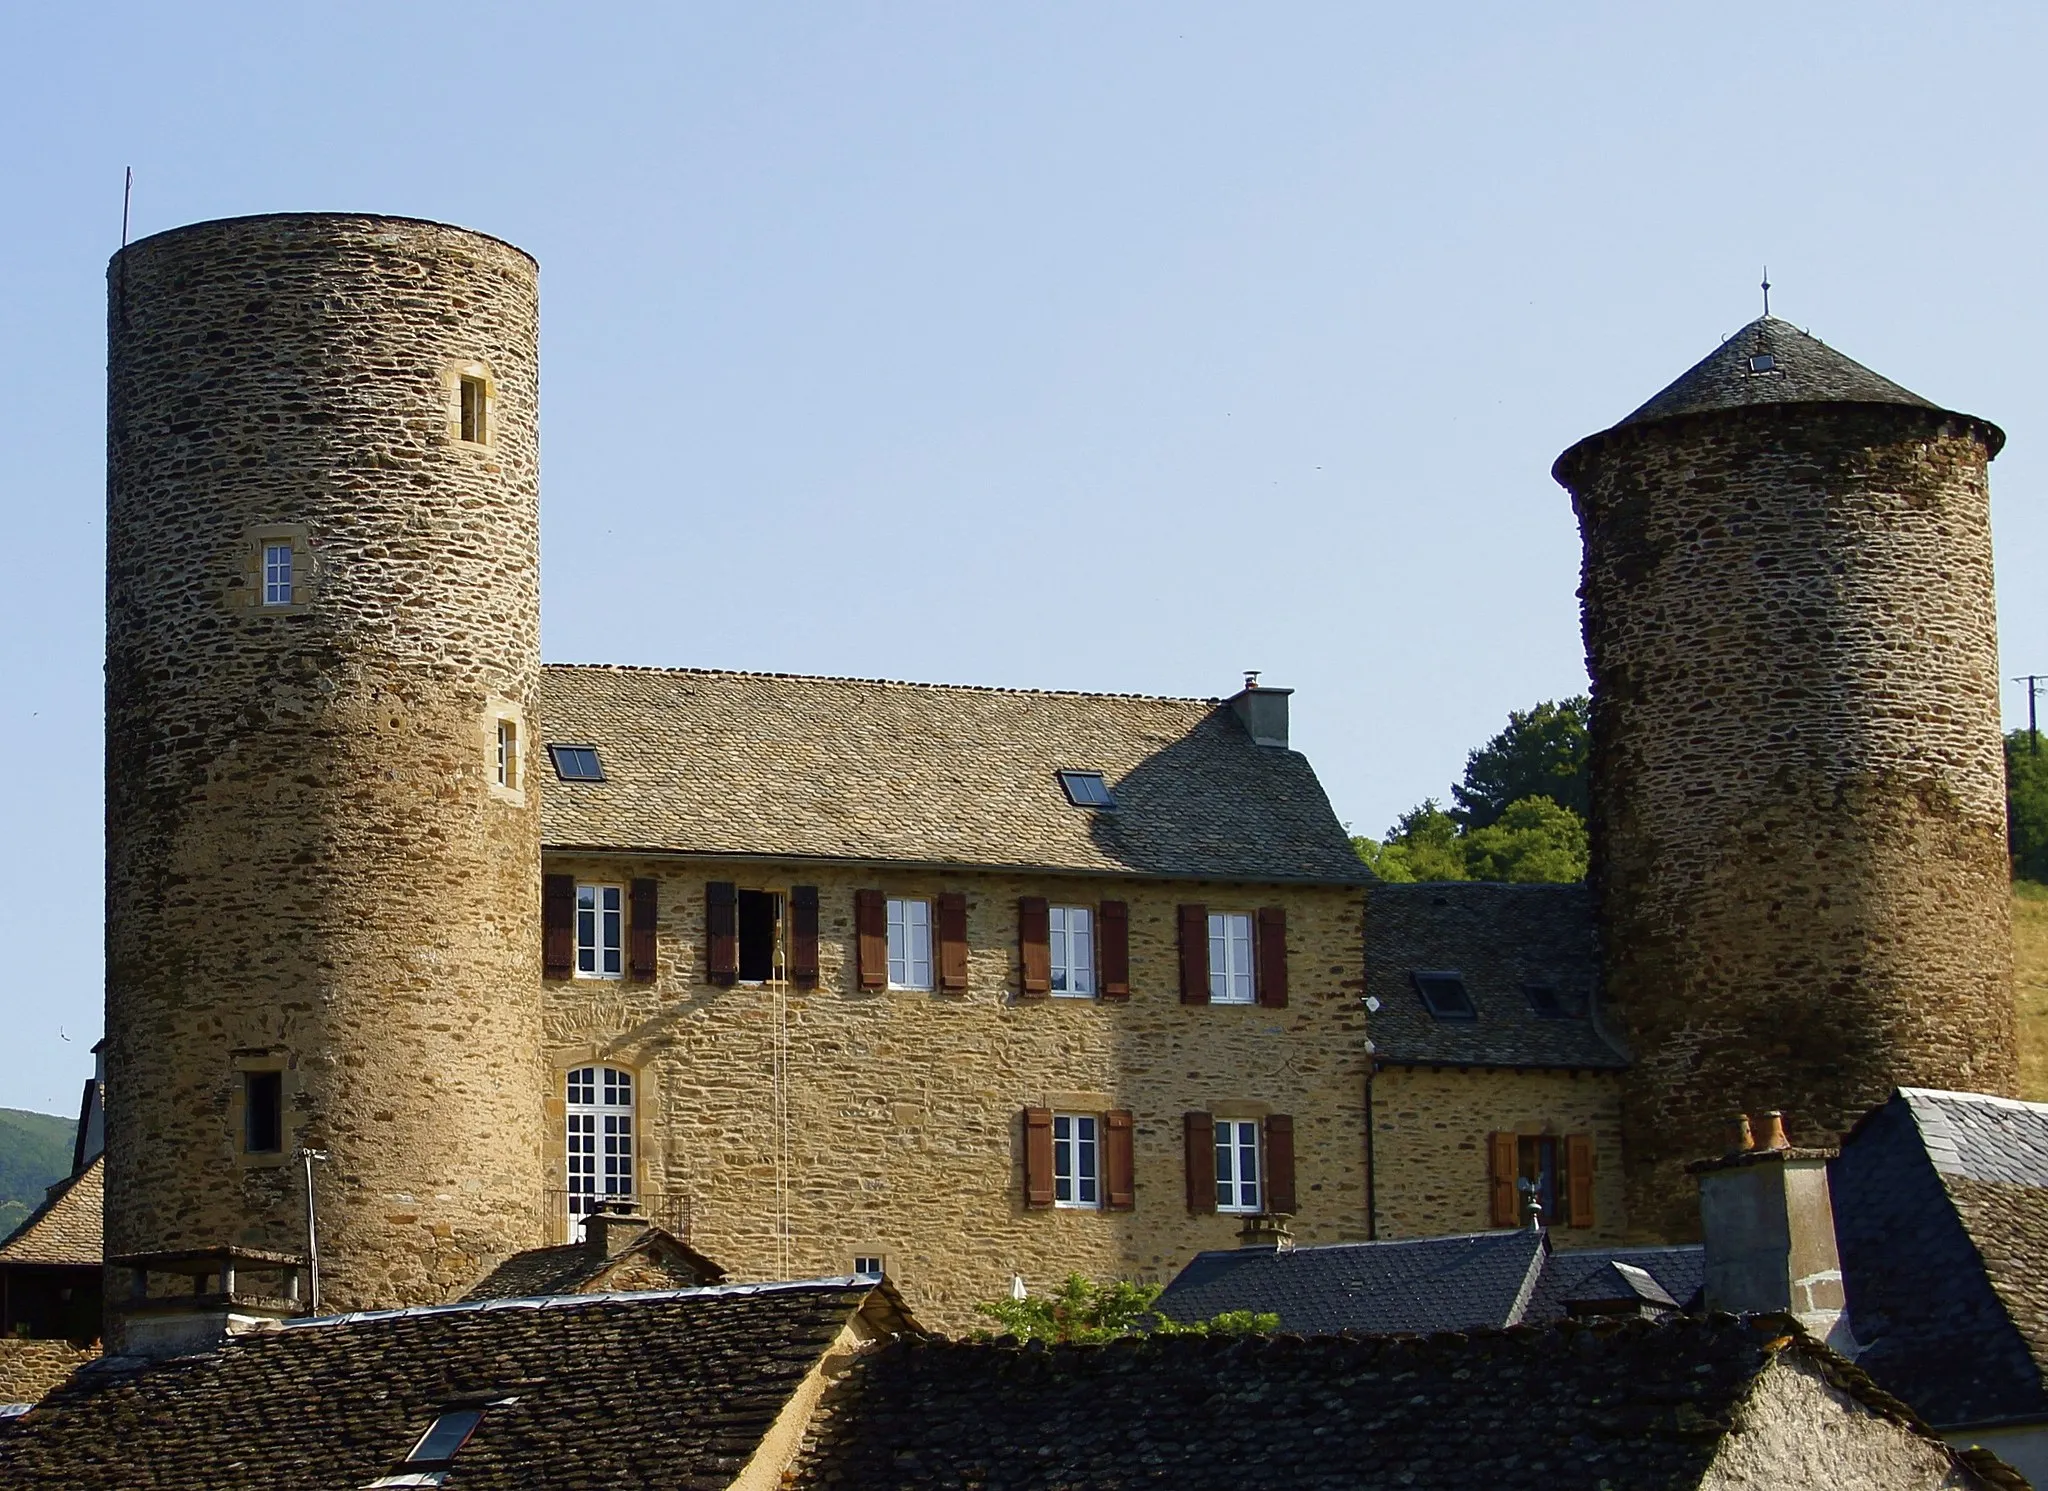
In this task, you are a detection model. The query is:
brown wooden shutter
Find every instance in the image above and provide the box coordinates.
[1488,1132,1520,1228]
[543,874,575,980]
[629,878,658,983]
[1098,900,1129,1000]
[855,890,887,990]
[706,881,738,986]
[1256,906,1288,1008]
[1105,1109,1135,1211]
[1018,897,1051,998]
[1023,1107,1055,1208]
[937,892,969,992]
[789,886,820,989]
[1177,904,1209,1004]
[1264,1113,1297,1215]
[1184,1111,1216,1214]
[1566,1133,1596,1229]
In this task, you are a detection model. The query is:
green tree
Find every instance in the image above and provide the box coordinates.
[2011,731,2048,884]
[974,1274,1278,1343]
[1459,796,1590,883]
[1353,800,1470,884]
[1451,697,1591,829]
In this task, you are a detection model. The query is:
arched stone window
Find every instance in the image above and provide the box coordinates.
[566,1064,635,1231]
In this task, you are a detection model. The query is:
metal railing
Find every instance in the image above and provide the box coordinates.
[542,1190,692,1247]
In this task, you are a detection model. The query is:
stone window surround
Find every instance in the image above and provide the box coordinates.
[442,358,498,449]
[231,523,318,614]
[483,699,527,807]
[545,1046,653,1245]
[226,1049,301,1171]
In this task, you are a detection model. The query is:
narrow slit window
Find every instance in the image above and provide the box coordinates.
[737,890,781,982]
[459,376,488,443]
[244,1070,283,1154]
[262,543,294,606]
[495,718,518,790]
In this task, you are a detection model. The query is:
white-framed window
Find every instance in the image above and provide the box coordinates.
[566,1065,634,1225]
[1050,905,1094,997]
[1208,912,1255,1004]
[262,543,294,606]
[1053,1113,1100,1208]
[459,375,489,444]
[577,884,624,979]
[887,897,932,990]
[853,1255,885,1277]
[495,717,519,790]
[1216,1118,1261,1213]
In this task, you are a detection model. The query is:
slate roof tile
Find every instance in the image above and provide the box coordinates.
[536,666,1370,884]
[460,1229,725,1301]
[0,1157,102,1269]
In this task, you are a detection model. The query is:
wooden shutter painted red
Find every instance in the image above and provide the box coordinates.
[1105,1109,1135,1211]
[789,886,820,989]
[855,890,887,990]
[1098,900,1130,1000]
[1566,1133,1596,1229]
[1178,904,1209,1005]
[1256,906,1288,1008]
[1488,1132,1520,1228]
[1184,1111,1216,1214]
[629,878,658,983]
[1018,897,1051,998]
[706,881,738,987]
[1023,1107,1055,1208]
[1264,1114,1297,1215]
[543,874,575,980]
[938,892,969,992]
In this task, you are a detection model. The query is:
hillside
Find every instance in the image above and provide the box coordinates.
[2018,883,2048,1102]
[0,1107,76,1238]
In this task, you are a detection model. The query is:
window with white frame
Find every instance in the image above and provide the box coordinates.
[887,897,932,990]
[495,718,519,791]
[566,1065,634,1226]
[262,542,294,606]
[1049,905,1094,997]
[576,884,623,978]
[1215,1118,1261,1212]
[1208,913,1255,1004]
[852,1255,885,1277]
[1053,1113,1100,1208]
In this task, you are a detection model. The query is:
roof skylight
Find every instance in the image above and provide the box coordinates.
[1412,970,1477,1021]
[548,745,605,782]
[1523,983,1582,1020]
[363,1408,487,1488]
[1056,770,1116,809]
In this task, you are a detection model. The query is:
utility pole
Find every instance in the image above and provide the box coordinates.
[2016,674,2043,755]
[297,1146,330,1312]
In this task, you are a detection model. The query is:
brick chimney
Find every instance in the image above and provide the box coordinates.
[1228,674,1292,749]
[1688,1110,1857,1355]
[582,1201,652,1260]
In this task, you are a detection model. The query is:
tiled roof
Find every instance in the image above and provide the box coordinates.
[1620,317,1940,424]
[460,1229,725,1300]
[536,666,1370,884]
[794,1313,2004,1491]
[1157,1231,1702,1337]
[0,1279,903,1490]
[0,1158,101,1269]
[1365,882,1625,1068]
[1832,1088,2048,1429]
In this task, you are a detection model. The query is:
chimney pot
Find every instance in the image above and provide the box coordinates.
[1756,1111,1788,1151]
[1732,1113,1755,1152]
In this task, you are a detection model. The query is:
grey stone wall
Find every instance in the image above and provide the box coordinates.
[1559,403,2017,1241]
[104,214,547,1307]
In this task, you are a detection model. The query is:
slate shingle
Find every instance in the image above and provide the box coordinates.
[0,1157,102,1268]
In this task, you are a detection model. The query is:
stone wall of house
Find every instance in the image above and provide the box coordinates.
[0,1340,97,1405]
[540,856,1367,1333]
[1559,403,2017,1242]
[1369,1066,1627,1243]
[104,214,547,1309]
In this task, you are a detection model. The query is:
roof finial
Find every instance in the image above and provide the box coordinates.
[1761,265,1771,319]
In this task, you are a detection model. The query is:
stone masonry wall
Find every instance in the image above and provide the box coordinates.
[539,857,1367,1333]
[104,215,547,1308]
[0,1340,97,1405]
[1561,405,2017,1242]
[1369,1066,1627,1244]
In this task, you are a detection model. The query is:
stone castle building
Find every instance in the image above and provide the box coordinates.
[87,210,2017,1333]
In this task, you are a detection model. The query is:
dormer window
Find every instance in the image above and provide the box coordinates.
[1057,770,1116,809]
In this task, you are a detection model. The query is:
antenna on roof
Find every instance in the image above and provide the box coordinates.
[121,166,132,250]
[1761,265,1771,318]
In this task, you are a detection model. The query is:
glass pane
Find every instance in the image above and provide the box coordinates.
[409,1410,483,1462]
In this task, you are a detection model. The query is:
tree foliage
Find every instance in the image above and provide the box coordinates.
[1460,795,1589,883]
[2012,730,2048,884]
[1450,696,1591,828]
[974,1273,1278,1344]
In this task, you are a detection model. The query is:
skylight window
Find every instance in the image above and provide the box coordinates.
[1745,352,1776,374]
[364,1408,487,1489]
[1524,982,1583,1020]
[1412,969,1477,1021]
[1057,770,1116,809]
[548,745,605,782]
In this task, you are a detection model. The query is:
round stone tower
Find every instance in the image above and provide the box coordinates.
[1554,317,2017,1242]
[105,214,546,1307]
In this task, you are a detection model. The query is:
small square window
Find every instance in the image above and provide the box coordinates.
[1056,771,1117,809]
[852,1255,885,1277]
[549,745,605,782]
[262,542,294,606]
[1524,982,1583,1020]
[887,898,932,990]
[1413,970,1477,1021]
[459,376,488,444]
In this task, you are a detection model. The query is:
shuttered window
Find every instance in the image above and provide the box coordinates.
[789,886,820,989]
[1018,897,1051,997]
[577,884,624,979]
[543,874,575,980]
[937,892,969,993]
[629,878,658,983]
[1023,1106,1055,1208]
[888,898,933,990]
[1487,1132,1593,1228]
[1255,906,1288,1008]
[706,881,738,986]
[1098,901,1130,1000]
[855,890,888,990]
[1215,1119,1261,1212]
[1053,1114,1100,1208]
[1566,1134,1596,1229]
[1050,906,1094,997]
[1178,905,1209,1004]
[1184,1111,1216,1213]
[1488,1132,1520,1227]
[1104,1109,1135,1210]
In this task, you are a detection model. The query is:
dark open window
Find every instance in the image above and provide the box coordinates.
[548,745,605,782]
[1056,770,1116,809]
[1413,969,1476,1021]
[737,890,779,982]
[244,1071,282,1153]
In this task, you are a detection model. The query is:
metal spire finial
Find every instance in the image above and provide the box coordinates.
[1761,266,1771,318]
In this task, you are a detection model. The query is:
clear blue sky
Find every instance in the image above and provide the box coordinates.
[1,3,2041,1115]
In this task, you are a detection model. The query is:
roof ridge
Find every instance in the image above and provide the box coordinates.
[1899,1086,2048,1116]
[541,661,1221,707]
[281,1273,873,1331]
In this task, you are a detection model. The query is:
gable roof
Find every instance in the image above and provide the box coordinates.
[460,1228,725,1300]
[1365,882,1626,1069]
[535,666,1369,884]
[793,1313,2005,1491]
[1831,1088,2048,1429]
[0,1157,101,1269]
[0,1279,906,1490]
[1156,1231,1702,1337]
